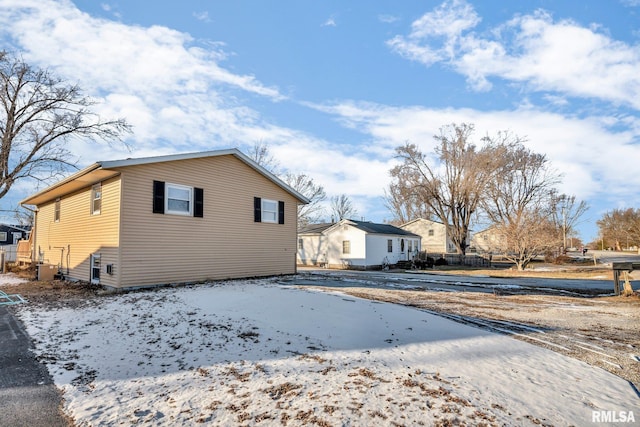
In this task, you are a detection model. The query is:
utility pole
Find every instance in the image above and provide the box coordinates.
[559,195,567,252]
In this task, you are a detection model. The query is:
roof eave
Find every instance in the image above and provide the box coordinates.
[19,163,105,206]
[20,148,310,206]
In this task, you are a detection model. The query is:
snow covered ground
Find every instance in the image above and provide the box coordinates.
[0,273,28,287]
[9,278,638,426]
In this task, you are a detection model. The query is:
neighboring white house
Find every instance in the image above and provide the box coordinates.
[297,219,421,269]
[400,218,460,253]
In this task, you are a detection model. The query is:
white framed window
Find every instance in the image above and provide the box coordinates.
[298,238,304,250]
[166,183,193,216]
[342,240,351,254]
[428,229,434,237]
[253,197,284,224]
[261,199,278,223]
[387,239,393,253]
[91,183,102,215]
[54,198,61,222]
[90,253,101,284]
[0,232,7,241]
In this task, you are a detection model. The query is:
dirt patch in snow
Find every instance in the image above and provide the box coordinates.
[2,279,101,308]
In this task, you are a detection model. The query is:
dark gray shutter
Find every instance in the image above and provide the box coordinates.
[278,201,285,224]
[254,197,261,222]
[194,188,204,218]
[153,181,165,214]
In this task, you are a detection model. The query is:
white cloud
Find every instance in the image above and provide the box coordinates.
[0,0,288,161]
[310,100,640,208]
[193,11,211,23]
[0,0,396,220]
[388,1,640,109]
[387,0,480,66]
[378,14,400,24]
[322,16,337,27]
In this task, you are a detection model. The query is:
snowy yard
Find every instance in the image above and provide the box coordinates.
[7,277,638,426]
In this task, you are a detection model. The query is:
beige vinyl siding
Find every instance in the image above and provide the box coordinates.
[33,176,121,287]
[117,155,298,288]
[402,219,448,253]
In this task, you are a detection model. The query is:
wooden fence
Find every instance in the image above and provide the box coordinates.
[421,252,492,268]
[0,244,17,262]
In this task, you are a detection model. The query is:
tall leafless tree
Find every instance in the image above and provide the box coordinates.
[330,194,357,221]
[249,140,281,175]
[383,175,433,225]
[597,208,640,251]
[391,123,496,254]
[283,172,326,227]
[0,51,131,201]
[481,134,562,270]
[247,141,326,227]
[550,192,589,249]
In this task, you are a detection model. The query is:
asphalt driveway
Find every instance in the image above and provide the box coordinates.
[0,305,71,427]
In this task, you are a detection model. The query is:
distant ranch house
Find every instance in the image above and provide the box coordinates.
[400,218,460,253]
[20,149,309,289]
[297,219,420,270]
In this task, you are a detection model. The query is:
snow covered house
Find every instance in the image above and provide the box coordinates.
[400,218,460,253]
[297,219,420,269]
[20,149,309,289]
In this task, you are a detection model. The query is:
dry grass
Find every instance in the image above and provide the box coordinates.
[422,265,614,280]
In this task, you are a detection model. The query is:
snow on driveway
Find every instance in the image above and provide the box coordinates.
[16,279,636,426]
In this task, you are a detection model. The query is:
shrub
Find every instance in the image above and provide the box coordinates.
[434,257,448,266]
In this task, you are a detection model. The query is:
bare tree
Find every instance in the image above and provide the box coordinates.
[247,142,326,228]
[550,193,589,249]
[391,123,495,254]
[13,207,34,227]
[0,51,131,200]
[597,208,640,251]
[330,194,357,221]
[283,172,326,227]
[481,135,562,270]
[248,140,280,175]
[384,176,433,225]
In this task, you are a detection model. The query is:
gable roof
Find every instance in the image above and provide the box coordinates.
[20,148,310,206]
[346,219,419,236]
[0,224,30,233]
[298,222,334,234]
[301,219,419,237]
[401,218,447,228]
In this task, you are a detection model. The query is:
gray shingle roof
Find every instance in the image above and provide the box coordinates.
[348,220,418,236]
[298,222,334,234]
[299,219,419,237]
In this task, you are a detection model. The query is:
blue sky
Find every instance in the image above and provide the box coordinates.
[1,0,639,242]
